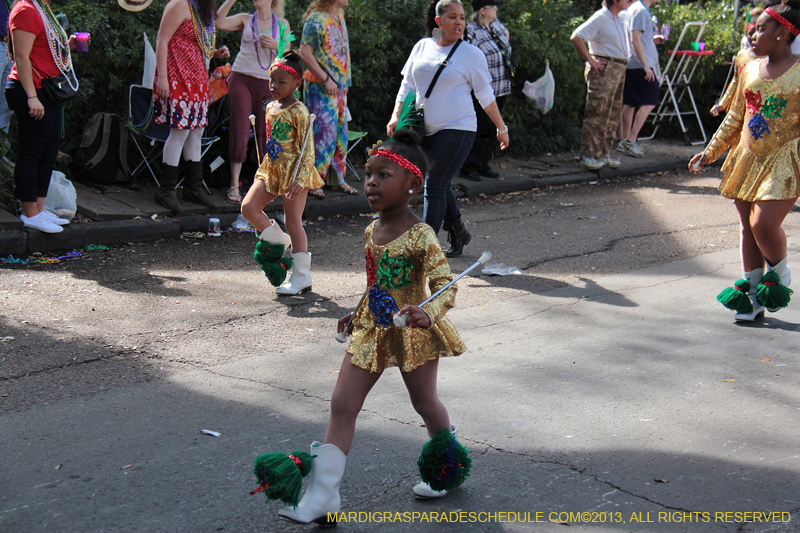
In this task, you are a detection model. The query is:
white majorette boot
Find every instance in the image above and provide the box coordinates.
[412,425,458,500]
[278,442,346,526]
[735,269,765,322]
[762,256,792,313]
[276,252,313,295]
[258,220,292,246]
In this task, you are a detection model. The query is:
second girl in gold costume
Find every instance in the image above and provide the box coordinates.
[690,1,800,321]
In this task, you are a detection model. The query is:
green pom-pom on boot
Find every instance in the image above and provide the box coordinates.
[716,279,753,313]
[417,428,472,492]
[757,270,793,311]
[254,241,293,286]
[251,450,315,506]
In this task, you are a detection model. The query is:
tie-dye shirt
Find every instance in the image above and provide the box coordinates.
[300,10,351,89]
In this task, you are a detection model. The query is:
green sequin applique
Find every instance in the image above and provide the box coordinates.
[761,94,788,119]
[272,120,292,142]
[376,249,414,289]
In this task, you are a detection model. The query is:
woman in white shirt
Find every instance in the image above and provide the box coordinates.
[387,0,509,258]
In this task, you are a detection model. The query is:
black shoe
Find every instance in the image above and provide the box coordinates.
[459,169,482,182]
[479,167,500,179]
[443,219,471,257]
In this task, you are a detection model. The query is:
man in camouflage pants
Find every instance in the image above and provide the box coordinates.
[570,0,633,170]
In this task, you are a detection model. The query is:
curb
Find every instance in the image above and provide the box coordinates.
[2,152,713,255]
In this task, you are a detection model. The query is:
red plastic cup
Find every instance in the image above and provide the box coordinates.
[75,32,90,52]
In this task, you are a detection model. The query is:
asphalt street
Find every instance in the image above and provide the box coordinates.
[1,167,799,532]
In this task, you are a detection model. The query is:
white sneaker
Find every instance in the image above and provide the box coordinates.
[20,213,63,233]
[580,156,604,170]
[619,140,645,158]
[603,157,621,168]
[41,210,70,225]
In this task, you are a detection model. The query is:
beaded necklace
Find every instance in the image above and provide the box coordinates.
[31,0,78,90]
[4,0,14,13]
[188,0,216,59]
[251,11,277,71]
[328,10,347,56]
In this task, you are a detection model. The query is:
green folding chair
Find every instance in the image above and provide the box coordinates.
[346,130,368,181]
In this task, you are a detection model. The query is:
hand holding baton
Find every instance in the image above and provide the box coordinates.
[335,289,369,343]
[393,251,493,329]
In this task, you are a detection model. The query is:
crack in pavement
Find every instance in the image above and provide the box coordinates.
[467,438,696,514]
[520,224,737,272]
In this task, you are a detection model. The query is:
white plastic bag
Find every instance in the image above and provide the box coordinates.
[142,32,156,89]
[523,60,555,114]
[43,171,77,220]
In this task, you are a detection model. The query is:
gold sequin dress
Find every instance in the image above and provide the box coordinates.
[254,101,324,195]
[347,221,466,373]
[705,59,800,201]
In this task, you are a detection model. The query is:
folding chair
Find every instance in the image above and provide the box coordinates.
[345,130,368,181]
[126,84,219,192]
[639,22,710,146]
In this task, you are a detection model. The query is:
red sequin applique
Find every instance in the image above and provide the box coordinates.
[744,89,762,114]
[365,248,377,287]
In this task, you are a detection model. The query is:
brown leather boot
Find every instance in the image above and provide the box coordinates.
[182,160,215,208]
[154,163,182,213]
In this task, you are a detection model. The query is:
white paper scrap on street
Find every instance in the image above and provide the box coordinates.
[201,429,221,437]
[481,262,523,276]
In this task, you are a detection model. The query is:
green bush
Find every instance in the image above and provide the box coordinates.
[7,0,741,172]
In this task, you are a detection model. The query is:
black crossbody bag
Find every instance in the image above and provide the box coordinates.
[408,38,462,139]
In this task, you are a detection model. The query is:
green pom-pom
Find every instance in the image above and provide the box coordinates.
[251,451,314,506]
[261,258,292,286]
[254,241,287,265]
[417,429,471,492]
[757,270,793,310]
[716,279,753,313]
[253,241,293,286]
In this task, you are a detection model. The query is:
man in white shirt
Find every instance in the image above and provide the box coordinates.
[570,0,633,170]
[617,0,661,159]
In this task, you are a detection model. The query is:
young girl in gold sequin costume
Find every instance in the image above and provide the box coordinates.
[277,130,469,526]
[690,1,800,321]
[241,50,324,295]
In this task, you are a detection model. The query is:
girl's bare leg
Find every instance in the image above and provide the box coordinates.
[324,353,382,455]
[750,198,798,265]
[240,179,277,233]
[734,199,764,271]
[282,189,309,253]
[401,358,450,437]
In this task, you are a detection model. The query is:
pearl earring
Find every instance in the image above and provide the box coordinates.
[408,189,414,194]
[777,36,781,40]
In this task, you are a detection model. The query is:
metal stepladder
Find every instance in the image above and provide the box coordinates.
[640,21,710,146]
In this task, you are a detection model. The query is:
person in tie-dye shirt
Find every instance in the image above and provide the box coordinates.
[299,0,356,199]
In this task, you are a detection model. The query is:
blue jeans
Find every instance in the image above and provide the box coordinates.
[421,129,475,234]
[0,42,13,133]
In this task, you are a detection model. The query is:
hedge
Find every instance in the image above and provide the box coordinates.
[3,0,742,192]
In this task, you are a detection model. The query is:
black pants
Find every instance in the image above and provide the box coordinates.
[461,95,506,174]
[5,79,62,203]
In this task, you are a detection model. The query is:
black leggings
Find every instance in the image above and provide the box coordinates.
[4,79,62,203]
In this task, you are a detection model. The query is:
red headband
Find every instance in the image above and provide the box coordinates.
[370,149,424,179]
[766,7,800,36]
[271,62,301,80]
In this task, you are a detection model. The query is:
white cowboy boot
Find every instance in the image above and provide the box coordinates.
[258,220,291,246]
[412,425,458,499]
[276,252,313,295]
[278,442,346,526]
[764,256,792,312]
[735,268,765,322]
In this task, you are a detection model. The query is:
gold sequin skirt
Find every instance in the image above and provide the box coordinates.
[720,141,800,201]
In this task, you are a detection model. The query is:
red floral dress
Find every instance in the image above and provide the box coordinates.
[153,18,209,129]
